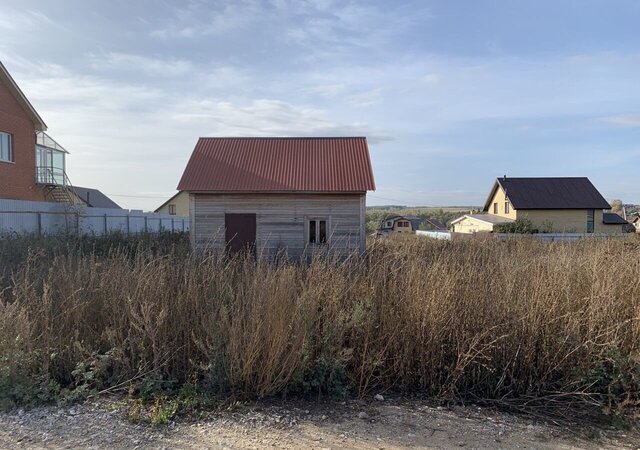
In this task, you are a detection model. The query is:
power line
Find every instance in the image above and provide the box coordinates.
[105,193,174,199]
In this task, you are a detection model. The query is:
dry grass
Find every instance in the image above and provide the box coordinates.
[1,234,639,418]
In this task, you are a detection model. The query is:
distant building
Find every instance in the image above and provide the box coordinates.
[155,191,189,216]
[71,187,121,209]
[451,177,630,234]
[377,215,446,236]
[630,214,640,233]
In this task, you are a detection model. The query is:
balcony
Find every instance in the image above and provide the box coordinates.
[35,131,68,186]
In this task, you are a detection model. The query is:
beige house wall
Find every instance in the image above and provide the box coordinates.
[515,209,624,234]
[451,217,495,234]
[488,186,516,219]
[393,220,413,233]
[156,191,190,216]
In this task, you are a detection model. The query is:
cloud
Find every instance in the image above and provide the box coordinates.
[0,9,55,31]
[347,89,382,108]
[302,84,346,98]
[421,73,440,84]
[599,114,640,128]
[171,98,391,142]
[149,1,259,39]
[89,53,195,77]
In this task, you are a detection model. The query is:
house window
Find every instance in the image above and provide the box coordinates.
[587,209,594,233]
[168,204,176,215]
[493,203,498,214]
[309,219,327,244]
[386,220,393,228]
[504,200,510,214]
[0,131,12,162]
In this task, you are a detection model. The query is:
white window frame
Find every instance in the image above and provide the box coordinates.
[168,204,176,215]
[0,131,13,163]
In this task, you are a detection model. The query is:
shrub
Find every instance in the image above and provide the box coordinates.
[494,218,538,234]
[1,234,639,419]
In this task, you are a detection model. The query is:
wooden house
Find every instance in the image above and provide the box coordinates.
[177,137,376,258]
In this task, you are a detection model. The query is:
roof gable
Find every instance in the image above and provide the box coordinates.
[483,177,610,211]
[178,137,376,192]
[0,61,47,131]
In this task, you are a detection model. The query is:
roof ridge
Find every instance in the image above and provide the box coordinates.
[198,136,367,140]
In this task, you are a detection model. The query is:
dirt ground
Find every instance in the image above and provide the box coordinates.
[0,396,637,449]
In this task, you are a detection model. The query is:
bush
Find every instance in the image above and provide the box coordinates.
[1,234,639,419]
[494,218,538,234]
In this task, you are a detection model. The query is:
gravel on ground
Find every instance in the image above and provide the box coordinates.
[0,396,637,449]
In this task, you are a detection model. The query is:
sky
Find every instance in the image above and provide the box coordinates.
[1,0,639,210]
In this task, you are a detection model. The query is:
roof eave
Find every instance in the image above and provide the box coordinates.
[183,189,371,194]
[482,179,502,212]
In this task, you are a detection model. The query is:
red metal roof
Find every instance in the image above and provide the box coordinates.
[177,137,375,192]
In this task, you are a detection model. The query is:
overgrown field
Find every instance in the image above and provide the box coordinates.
[1,233,639,420]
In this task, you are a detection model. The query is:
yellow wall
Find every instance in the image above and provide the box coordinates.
[488,186,516,219]
[156,191,190,216]
[451,217,495,233]
[393,219,413,233]
[516,209,624,234]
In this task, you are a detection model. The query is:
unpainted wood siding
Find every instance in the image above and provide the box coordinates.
[190,193,366,259]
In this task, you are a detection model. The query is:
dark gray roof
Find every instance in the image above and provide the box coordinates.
[423,218,446,230]
[72,187,122,209]
[484,177,610,211]
[602,212,629,224]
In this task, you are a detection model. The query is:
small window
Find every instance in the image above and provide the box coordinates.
[308,219,327,244]
[0,131,12,162]
[493,202,498,214]
[386,220,393,228]
[168,204,176,215]
[504,201,510,214]
[587,209,594,233]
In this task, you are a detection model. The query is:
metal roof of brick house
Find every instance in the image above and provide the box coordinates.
[483,177,610,211]
[178,137,375,192]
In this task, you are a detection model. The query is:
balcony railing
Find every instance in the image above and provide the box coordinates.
[36,166,67,186]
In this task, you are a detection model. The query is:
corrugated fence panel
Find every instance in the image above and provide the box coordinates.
[0,199,189,236]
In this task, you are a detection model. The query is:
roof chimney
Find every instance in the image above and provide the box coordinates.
[503,174,507,180]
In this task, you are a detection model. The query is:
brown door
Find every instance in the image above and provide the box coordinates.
[225,213,257,253]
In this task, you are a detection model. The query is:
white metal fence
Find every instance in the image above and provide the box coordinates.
[0,199,188,236]
[416,230,633,242]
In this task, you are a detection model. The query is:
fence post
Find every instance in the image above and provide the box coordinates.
[126,214,130,235]
[104,214,108,235]
[171,218,174,232]
[145,216,148,233]
[37,212,42,236]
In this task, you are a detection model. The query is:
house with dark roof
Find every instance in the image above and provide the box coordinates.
[178,137,376,258]
[451,177,630,234]
[71,186,121,209]
[377,215,446,236]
